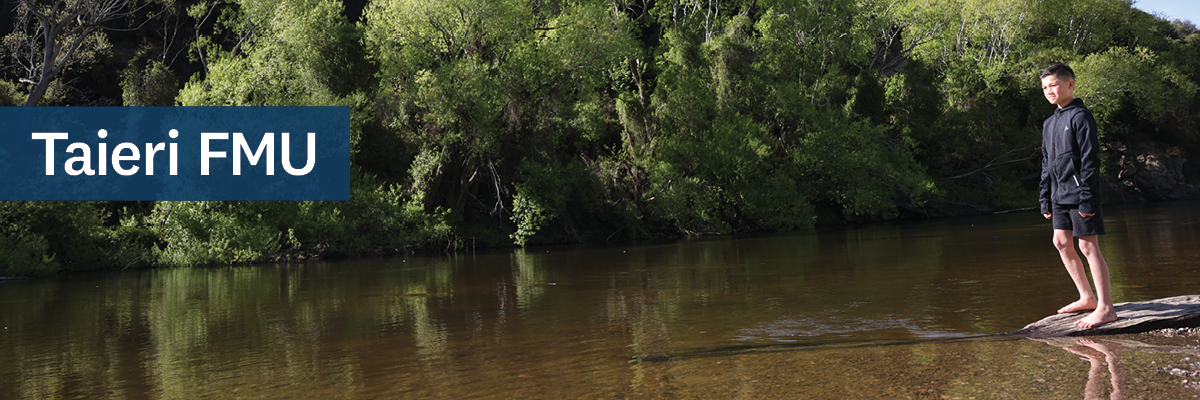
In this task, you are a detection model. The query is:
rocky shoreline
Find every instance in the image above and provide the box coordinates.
[1143,327,1200,392]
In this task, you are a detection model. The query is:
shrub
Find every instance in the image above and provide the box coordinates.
[148,173,453,266]
[0,202,155,276]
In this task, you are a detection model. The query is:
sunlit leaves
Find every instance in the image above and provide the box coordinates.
[1075,46,1199,125]
[364,0,527,78]
[633,0,935,230]
[156,0,1200,247]
[177,0,355,106]
[1039,0,1127,54]
[364,0,638,241]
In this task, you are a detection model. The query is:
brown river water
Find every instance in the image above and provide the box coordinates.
[3,202,1200,399]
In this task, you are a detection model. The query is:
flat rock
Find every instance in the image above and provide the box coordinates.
[1008,295,1200,337]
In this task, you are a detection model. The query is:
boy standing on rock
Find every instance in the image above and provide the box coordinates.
[1039,63,1117,329]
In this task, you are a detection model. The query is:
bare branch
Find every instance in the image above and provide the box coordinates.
[945,143,1038,180]
[12,0,147,106]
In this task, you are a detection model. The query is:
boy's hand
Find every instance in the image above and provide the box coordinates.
[1079,212,1095,218]
[1043,213,1052,219]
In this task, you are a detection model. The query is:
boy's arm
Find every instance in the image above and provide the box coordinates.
[1074,111,1101,215]
[1039,125,1052,215]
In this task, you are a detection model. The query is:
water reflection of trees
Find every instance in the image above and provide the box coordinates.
[7,207,1200,398]
[0,260,471,398]
[0,231,993,398]
[511,250,546,311]
[1103,205,1200,300]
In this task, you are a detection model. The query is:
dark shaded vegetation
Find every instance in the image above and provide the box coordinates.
[2,0,1199,276]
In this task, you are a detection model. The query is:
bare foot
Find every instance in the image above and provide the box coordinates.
[1075,308,1118,329]
[1077,339,1116,358]
[1058,298,1098,314]
[1062,344,1099,360]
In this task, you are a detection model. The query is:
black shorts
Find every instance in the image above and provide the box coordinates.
[1052,203,1105,237]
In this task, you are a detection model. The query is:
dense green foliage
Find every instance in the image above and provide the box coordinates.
[2,0,1200,275]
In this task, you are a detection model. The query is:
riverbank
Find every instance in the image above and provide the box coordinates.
[6,196,1200,280]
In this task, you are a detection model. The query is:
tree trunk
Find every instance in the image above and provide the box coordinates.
[24,64,56,106]
[24,21,61,106]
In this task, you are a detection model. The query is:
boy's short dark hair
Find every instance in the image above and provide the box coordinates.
[1041,63,1075,82]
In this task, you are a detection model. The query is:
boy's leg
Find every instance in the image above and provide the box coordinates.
[1054,228,1098,313]
[1075,235,1117,328]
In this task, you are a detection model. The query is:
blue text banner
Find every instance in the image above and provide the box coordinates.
[0,107,350,201]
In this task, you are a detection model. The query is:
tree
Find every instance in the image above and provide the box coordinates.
[1075,46,1199,127]
[364,0,637,242]
[2,0,148,106]
[121,59,178,106]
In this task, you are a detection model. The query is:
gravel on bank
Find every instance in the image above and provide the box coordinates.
[1142,327,1200,392]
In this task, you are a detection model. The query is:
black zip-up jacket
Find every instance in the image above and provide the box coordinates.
[1040,98,1101,215]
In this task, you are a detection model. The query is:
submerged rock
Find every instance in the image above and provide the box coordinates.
[1009,295,1200,337]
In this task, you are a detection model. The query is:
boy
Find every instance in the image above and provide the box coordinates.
[1039,63,1117,329]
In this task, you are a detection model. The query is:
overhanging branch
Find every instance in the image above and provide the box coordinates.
[945,143,1038,180]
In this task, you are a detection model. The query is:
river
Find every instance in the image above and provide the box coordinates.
[3,202,1200,398]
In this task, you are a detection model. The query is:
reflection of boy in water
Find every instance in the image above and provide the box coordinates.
[1038,64,1117,329]
[1062,339,1123,399]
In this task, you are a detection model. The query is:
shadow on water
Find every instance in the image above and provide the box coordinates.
[632,334,1003,363]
